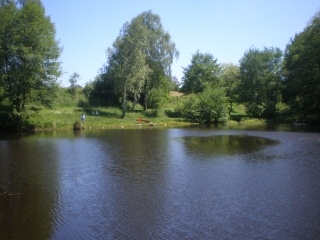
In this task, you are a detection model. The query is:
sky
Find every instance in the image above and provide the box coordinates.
[41,0,320,87]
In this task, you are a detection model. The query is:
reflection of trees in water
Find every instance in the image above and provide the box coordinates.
[0,138,59,240]
[93,129,171,238]
[181,135,279,156]
[104,130,169,177]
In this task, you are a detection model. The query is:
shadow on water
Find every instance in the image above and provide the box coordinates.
[188,122,320,132]
[179,135,280,156]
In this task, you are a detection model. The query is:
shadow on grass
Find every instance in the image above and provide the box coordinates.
[164,109,182,118]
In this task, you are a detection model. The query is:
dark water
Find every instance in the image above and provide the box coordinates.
[0,127,320,239]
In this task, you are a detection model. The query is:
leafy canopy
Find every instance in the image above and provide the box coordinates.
[282,11,320,122]
[105,10,178,117]
[181,84,228,124]
[238,47,282,118]
[181,51,221,94]
[0,0,61,130]
[220,63,240,115]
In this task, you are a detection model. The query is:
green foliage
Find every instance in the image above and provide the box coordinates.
[0,0,61,130]
[139,11,179,110]
[73,121,82,130]
[220,63,240,115]
[181,51,221,94]
[1,4,319,129]
[102,10,178,117]
[25,106,189,130]
[181,85,228,123]
[0,105,35,131]
[88,70,119,107]
[238,47,282,119]
[146,75,171,112]
[83,81,93,98]
[282,11,320,123]
[169,76,181,91]
[180,94,199,122]
[107,14,152,117]
[147,88,166,112]
[68,72,80,98]
[166,94,186,118]
[54,87,88,108]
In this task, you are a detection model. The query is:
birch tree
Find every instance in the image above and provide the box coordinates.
[105,11,178,116]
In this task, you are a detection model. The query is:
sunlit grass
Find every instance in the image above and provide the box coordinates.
[29,106,190,130]
[28,100,257,130]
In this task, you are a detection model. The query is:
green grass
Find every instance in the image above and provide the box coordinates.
[28,106,192,130]
[27,94,259,130]
[6,84,311,131]
[28,106,265,131]
[229,103,248,122]
[27,90,192,130]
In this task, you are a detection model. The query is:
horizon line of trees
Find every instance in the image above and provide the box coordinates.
[1,0,319,131]
[86,9,319,124]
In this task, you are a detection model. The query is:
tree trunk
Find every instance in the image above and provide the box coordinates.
[121,89,127,118]
[143,93,148,111]
[132,92,138,111]
[229,101,233,116]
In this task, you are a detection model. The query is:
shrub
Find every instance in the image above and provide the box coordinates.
[73,121,82,130]
[181,87,229,123]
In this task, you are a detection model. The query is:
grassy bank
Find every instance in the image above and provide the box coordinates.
[28,105,265,131]
[27,90,261,130]
[28,107,194,130]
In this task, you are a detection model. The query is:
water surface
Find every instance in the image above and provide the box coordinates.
[0,127,319,239]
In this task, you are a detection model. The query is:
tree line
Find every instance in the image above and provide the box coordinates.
[88,9,320,124]
[0,0,319,131]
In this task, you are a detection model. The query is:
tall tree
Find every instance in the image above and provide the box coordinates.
[181,51,221,94]
[0,0,61,130]
[107,19,151,118]
[137,11,179,110]
[105,10,178,116]
[16,0,42,7]
[282,11,320,122]
[238,47,282,119]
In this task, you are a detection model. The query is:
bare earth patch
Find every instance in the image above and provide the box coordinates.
[170,91,183,97]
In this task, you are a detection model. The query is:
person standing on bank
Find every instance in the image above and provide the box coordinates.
[81,113,85,125]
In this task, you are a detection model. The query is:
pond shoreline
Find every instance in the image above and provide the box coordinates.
[1,118,319,134]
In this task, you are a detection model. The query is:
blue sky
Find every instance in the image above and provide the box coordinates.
[42,0,320,87]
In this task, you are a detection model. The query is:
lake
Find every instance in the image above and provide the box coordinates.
[0,125,320,239]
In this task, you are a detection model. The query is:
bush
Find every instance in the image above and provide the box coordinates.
[73,121,82,130]
[164,108,182,118]
[181,87,229,123]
